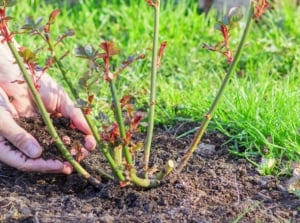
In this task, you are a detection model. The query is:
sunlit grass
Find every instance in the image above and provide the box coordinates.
[7,0,300,174]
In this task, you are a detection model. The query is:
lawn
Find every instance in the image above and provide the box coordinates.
[7,0,300,174]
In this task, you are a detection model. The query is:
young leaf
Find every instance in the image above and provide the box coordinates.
[18,47,38,63]
[75,45,98,60]
[48,9,60,24]
[21,16,44,32]
[120,95,132,108]
[99,41,119,58]
[21,16,34,30]
[85,45,97,58]
[97,111,110,123]
[75,98,88,108]
[228,7,243,23]
[221,16,229,26]
[35,16,44,27]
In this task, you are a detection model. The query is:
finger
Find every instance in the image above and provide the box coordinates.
[38,75,91,133]
[0,87,18,117]
[84,135,96,151]
[0,137,72,174]
[0,44,36,116]
[38,75,96,150]
[0,107,42,158]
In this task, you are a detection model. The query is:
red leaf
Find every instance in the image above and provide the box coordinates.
[157,41,167,68]
[120,95,131,108]
[253,0,269,20]
[88,94,94,104]
[130,112,144,131]
[48,9,60,24]
[99,41,119,58]
[220,24,229,49]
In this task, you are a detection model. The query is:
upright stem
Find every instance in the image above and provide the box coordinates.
[47,42,121,180]
[109,80,133,165]
[85,114,125,181]
[7,41,101,187]
[144,2,160,174]
[177,8,254,173]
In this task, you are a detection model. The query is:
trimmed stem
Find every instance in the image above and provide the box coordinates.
[144,1,160,174]
[156,160,175,181]
[109,80,133,165]
[7,41,100,187]
[176,7,254,173]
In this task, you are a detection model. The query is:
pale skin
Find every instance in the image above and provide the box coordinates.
[0,42,96,174]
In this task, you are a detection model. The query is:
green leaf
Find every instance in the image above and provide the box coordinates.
[228,7,243,23]
[21,16,44,31]
[75,44,98,59]
[75,98,87,108]
[84,45,97,58]
[214,22,222,31]
[18,47,38,63]
[221,16,229,26]
[35,17,44,26]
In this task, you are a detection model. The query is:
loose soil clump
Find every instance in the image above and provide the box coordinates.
[0,117,299,222]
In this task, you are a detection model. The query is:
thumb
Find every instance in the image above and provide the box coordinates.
[0,107,42,158]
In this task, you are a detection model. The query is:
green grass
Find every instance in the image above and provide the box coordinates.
[6,0,300,174]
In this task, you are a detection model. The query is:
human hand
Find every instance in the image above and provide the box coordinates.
[0,43,96,174]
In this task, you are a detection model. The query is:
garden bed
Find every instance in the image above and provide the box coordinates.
[0,117,299,222]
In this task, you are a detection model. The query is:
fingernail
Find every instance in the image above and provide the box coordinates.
[62,162,73,174]
[85,135,96,150]
[27,143,42,158]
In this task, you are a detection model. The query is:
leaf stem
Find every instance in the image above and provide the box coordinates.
[176,7,254,173]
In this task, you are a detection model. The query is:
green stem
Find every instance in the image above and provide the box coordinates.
[7,41,100,187]
[109,80,133,165]
[176,8,254,174]
[85,113,124,181]
[47,42,120,181]
[46,39,125,180]
[144,1,160,174]
[130,169,159,188]
[47,41,79,99]
[130,160,174,187]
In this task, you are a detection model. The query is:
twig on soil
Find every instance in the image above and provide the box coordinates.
[176,126,199,139]
[232,201,262,223]
[0,200,12,208]
[34,212,41,223]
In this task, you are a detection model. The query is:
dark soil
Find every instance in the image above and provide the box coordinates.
[0,117,299,223]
